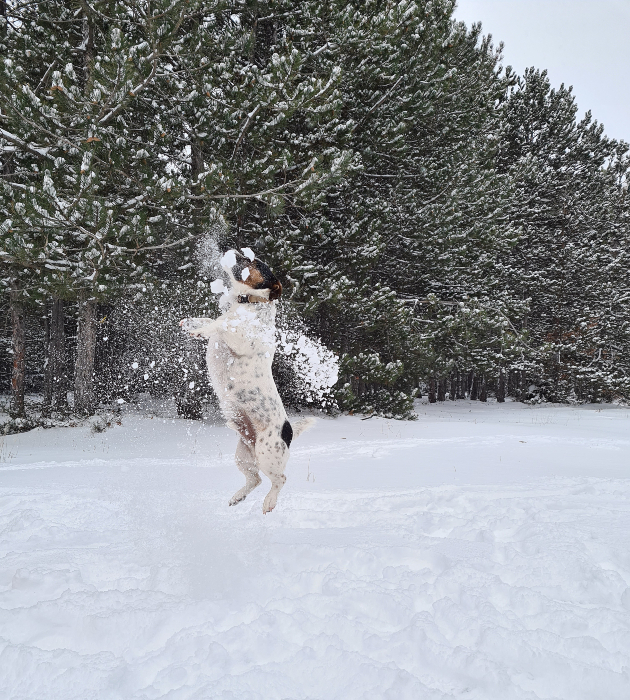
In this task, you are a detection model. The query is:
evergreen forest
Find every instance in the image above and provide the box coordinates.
[2,0,629,424]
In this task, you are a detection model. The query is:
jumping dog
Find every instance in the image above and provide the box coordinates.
[180,249,313,513]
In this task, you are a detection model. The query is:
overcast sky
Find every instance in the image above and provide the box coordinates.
[454,0,630,143]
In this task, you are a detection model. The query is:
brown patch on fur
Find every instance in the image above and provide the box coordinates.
[229,410,257,445]
[269,281,282,300]
[226,345,246,360]
[244,267,264,287]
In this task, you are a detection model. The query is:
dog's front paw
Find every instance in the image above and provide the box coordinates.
[180,318,205,337]
[180,317,197,332]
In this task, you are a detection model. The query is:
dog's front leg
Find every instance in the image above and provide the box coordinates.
[179,317,219,339]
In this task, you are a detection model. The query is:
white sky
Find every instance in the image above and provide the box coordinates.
[454,0,630,142]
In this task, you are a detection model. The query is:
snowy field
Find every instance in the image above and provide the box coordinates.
[1,400,629,700]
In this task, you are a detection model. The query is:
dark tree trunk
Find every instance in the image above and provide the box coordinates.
[479,374,487,402]
[496,369,506,403]
[456,372,465,399]
[576,380,584,402]
[466,371,474,398]
[50,298,68,408]
[74,294,97,415]
[10,283,26,418]
[42,304,53,413]
[470,373,479,401]
[428,377,437,403]
[449,374,457,400]
[517,370,528,402]
[437,378,446,402]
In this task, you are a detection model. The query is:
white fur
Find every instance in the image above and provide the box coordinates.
[181,264,310,513]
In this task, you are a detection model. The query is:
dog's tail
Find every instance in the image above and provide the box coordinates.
[292,417,316,439]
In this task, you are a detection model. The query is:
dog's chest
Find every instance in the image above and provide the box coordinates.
[205,303,276,391]
[219,304,275,352]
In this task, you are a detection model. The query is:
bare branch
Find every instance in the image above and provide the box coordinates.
[231,104,260,160]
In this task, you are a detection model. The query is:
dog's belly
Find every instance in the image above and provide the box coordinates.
[206,336,286,438]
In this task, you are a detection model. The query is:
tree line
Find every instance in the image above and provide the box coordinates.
[1,0,629,423]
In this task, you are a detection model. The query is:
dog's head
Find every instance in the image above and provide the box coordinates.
[220,249,282,300]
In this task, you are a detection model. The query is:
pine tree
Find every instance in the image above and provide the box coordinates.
[498,68,630,401]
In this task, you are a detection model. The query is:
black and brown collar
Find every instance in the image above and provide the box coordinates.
[237,294,271,304]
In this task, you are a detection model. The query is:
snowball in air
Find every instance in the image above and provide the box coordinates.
[220,249,237,268]
[241,247,255,261]
[131,362,139,369]
[241,267,250,281]
[210,279,226,294]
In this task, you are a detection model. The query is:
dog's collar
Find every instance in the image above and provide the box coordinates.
[237,293,271,304]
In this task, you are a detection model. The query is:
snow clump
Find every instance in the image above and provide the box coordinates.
[195,213,227,276]
[219,249,237,268]
[277,327,339,407]
[210,279,227,294]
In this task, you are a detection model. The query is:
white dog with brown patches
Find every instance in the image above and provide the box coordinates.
[180,249,313,513]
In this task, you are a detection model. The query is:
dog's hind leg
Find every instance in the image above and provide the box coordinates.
[256,440,289,514]
[229,438,262,506]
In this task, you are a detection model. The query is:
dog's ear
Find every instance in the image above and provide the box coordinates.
[269,281,282,300]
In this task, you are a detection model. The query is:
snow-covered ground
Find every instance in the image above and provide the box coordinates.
[1,400,629,699]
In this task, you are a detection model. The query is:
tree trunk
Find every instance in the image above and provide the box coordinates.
[449,374,457,400]
[50,298,68,408]
[479,374,487,402]
[456,372,465,399]
[508,369,516,398]
[9,283,26,418]
[496,369,506,403]
[466,370,474,398]
[42,303,53,413]
[517,370,528,402]
[437,377,446,402]
[74,294,97,415]
[428,377,437,403]
[470,373,479,401]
